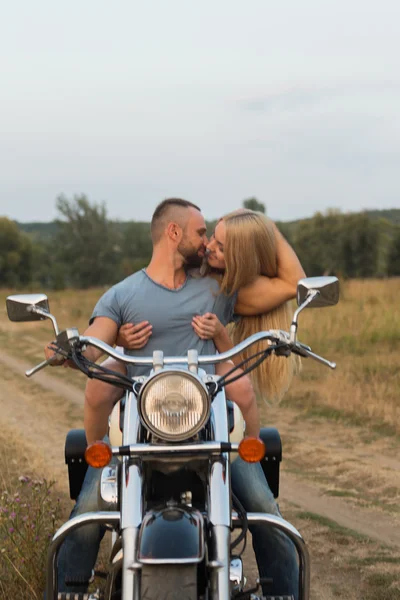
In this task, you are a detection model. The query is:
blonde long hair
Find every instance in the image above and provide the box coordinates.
[219,209,300,402]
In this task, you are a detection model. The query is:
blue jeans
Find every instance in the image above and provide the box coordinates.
[56,461,299,597]
[231,457,299,599]
[56,465,104,593]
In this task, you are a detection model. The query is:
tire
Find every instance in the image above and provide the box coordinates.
[141,564,197,600]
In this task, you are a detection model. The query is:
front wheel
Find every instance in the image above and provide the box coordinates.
[141,564,197,600]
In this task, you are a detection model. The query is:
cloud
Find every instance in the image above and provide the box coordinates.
[240,80,400,114]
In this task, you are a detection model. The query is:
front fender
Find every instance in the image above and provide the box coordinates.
[137,505,205,564]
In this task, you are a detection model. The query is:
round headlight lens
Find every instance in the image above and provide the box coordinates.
[139,371,210,441]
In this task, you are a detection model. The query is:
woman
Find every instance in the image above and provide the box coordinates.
[193,208,300,401]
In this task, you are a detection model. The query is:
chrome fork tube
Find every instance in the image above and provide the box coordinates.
[208,390,231,600]
[123,390,139,445]
[209,525,230,600]
[121,391,143,600]
[122,526,140,600]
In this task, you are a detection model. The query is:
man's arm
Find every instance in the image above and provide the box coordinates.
[235,223,306,316]
[45,316,119,364]
[81,317,119,362]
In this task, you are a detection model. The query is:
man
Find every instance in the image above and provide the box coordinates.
[46,198,302,598]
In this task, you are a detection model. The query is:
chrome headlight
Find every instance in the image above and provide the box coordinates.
[139,370,210,441]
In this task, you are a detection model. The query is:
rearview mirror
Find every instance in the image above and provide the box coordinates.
[297,276,339,308]
[6,294,50,322]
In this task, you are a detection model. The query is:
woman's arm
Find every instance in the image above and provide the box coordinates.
[235,222,306,316]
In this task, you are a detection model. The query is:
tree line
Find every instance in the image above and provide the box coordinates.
[1,195,400,289]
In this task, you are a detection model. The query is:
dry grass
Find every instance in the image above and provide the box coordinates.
[284,278,400,435]
[0,287,108,390]
[0,429,67,600]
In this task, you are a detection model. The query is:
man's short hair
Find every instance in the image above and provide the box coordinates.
[151,198,201,243]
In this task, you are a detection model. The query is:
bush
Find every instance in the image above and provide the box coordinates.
[0,477,62,600]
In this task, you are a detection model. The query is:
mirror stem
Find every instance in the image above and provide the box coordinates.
[27,306,60,336]
[290,290,320,343]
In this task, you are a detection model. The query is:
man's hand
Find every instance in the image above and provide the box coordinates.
[192,313,224,340]
[116,322,153,350]
[44,317,119,366]
[44,342,68,366]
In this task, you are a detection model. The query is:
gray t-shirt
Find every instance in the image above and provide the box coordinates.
[90,269,237,377]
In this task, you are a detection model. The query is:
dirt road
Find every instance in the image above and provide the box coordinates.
[1,350,399,599]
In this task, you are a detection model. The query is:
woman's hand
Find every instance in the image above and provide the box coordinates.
[192,313,224,340]
[116,321,153,349]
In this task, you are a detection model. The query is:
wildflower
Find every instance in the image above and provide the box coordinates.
[18,475,31,483]
[10,512,16,519]
[8,527,14,534]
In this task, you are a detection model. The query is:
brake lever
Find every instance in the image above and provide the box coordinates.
[291,343,336,369]
[25,354,66,378]
[273,332,335,369]
[26,336,75,378]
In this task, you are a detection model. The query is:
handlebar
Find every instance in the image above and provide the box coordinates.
[26,329,336,378]
[80,331,279,366]
[80,329,336,370]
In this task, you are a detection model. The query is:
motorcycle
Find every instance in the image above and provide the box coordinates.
[6,275,339,600]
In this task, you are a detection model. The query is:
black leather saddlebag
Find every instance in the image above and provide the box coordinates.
[259,427,282,498]
[65,429,88,500]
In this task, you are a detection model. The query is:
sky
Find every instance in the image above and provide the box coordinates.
[1,0,400,224]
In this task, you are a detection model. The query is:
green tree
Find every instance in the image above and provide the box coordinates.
[291,210,380,278]
[0,218,33,286]
[387,227,400,275]
[119,221,153,276]
[55,194,122,288]
[340,213,379,278]
[29,239,67,290]
[242,197,266,213]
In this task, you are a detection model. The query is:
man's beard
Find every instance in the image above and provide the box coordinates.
[184,253,203,268]
[178,240,203,267]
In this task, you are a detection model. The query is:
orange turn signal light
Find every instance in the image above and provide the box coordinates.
[85,441,112,468]
[238,437,265,463]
